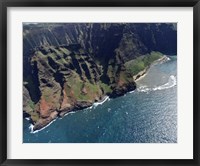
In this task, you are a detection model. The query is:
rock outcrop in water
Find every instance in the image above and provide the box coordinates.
[23,23,177,131]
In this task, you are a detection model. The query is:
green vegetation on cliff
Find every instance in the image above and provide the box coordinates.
[23,23,176,131]
[125,51,163,75]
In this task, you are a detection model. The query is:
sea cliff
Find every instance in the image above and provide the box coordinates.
[23,23,177,131]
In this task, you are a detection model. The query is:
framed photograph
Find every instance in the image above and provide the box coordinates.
[0,0,199,165]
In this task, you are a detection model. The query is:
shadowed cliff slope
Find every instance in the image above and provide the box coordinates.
[23,23,177,130]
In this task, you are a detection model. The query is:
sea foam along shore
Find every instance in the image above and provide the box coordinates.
[133,55,170,82]
[28,96,110,133]
[29,118,58,134]
[29,112,77,134]
[92,96,110,108]
[137,75,176,93]
[28,56,169,133]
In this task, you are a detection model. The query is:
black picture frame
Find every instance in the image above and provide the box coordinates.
[0,0,199,165]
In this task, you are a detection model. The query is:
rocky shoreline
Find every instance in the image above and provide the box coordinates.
[30,83,136,131]
[26,55,169,132]
[23,23,176,132]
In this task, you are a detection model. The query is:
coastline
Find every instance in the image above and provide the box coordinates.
[26,55,169,133]
[28,96,110,133]
[133,67,149,82]
[24,56,177,143]
[133,55,169,82]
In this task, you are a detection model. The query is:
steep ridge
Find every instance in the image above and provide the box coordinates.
[23,23,177,131]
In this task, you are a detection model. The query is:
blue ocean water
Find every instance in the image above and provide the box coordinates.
[23,56,177,143]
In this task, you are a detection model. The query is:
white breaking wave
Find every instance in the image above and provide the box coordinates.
[137,75,176,93]
[153,75,176,91]
[28,124,34,132]
[160,56,170,64]
[93,96,109,108]
[25,117,30,121]
[137,86,151,93]
[28,97,110,134]
[129,90,135,94]
[63,111,76,117]
[29,118,57,134]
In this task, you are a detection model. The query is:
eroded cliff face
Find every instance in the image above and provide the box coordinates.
[23,23,177,130]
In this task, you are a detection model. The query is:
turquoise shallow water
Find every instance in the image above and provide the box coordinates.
[23,56,177,143]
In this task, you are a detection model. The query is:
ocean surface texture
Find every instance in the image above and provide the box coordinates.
[23,56,177,143]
